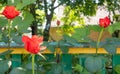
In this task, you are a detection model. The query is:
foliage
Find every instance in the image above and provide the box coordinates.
[8,0,37,10]
[35,0,99,40]
[43,22,120,73]
[45,22,120,73]
[61,6,85,35]
[0,0,36,74]
[72,27,90,42]
[73,64,83,73]
[114,64,120,74]
[0,50,13,57]
[0,0,34,44]
[0,0,120,74]
[35,9,45,24]
[61,0,97,16]
[0,59,11,74]
[84,56,103,73]
[107,22,120,34]
[10,67,26,74]
[43,34,83,53]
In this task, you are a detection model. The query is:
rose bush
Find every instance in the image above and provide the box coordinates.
[0,1,36,74]
[0,1,120,74]
[84,16,111,73]
[22,35,46,74]
[44,16,120,73]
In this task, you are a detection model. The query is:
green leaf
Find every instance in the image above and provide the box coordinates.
[114,64,120,74]
[107,26,113,34]
[81,69,92,74]
[18,12,33,33]
[0,60,11,73]
[1,33,9,43]
[25,62,37,70]
[10,67,26,74]
[54,64,62,74]
[47,45,56,52]
[16,0,37,10]
[72,27,90,42]
[22,0,37,7]
[104,38,120,45]
[23,11,34,26]
[42,41,49,47]
[73,64,83,72]
[63,34,78,45]
[26,69,42,74]
[12,12,34,33]
[63,71,72,74]
[48,64,62,74]
[7,0,21,6]
[60,46,69,53]
[88,25,102,32]
[84,56,103,73]
[0,50,13,57]
[16,3,23,10]
[107,22,120,34]
[46,42,58,52]
[12,36,23,45]
[0,17,8,27]
[12,17,23,27]
[102,38,120,54]
[59,40,66,46]
[0,34,2,41]
[103,44,117,54]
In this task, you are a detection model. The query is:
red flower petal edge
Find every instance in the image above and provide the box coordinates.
[2,6,20,19]
[22,35,43,54]
[99,16,110,28]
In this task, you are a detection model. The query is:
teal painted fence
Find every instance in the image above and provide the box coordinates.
[10,54,120,74]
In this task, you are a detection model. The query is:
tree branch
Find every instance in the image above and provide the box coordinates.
[53,2,63,10]
[52,0,56,5]
[43,0,48,17]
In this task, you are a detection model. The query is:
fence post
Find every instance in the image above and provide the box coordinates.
[62,54,72,74]
[12,54,21,68]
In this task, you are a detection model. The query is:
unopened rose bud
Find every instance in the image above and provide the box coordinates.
[56,20,60,26]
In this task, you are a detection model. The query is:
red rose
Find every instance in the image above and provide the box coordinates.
[2,6,20,19]
[56,20,60,26]
[99,16,110,28]
[22,35,43,54]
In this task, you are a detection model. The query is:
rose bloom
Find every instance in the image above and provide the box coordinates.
[56,20,60,26]
[2,6,20,19]
[22,35,45,54]
[99,16,111,28]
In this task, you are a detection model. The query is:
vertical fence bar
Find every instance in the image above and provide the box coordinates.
[112,54,120,74]
[62,54,72,74]
[11,54,21,68]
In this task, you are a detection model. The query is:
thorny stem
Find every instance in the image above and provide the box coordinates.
[96,28,104,54]
[8,19,11,49]
[5,19,11,74]
[32,54,35,74]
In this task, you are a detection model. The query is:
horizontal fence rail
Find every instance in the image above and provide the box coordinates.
[0,47,120,54]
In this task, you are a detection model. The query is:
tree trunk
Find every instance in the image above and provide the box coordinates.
[43,16,51,41]
[31,22,37,35]
[43,0,59,41]
[30,4,37,35]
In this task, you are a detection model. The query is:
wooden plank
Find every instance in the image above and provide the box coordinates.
[0,47,120,54]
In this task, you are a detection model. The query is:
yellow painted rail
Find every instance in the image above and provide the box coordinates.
[0,47,120,54]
